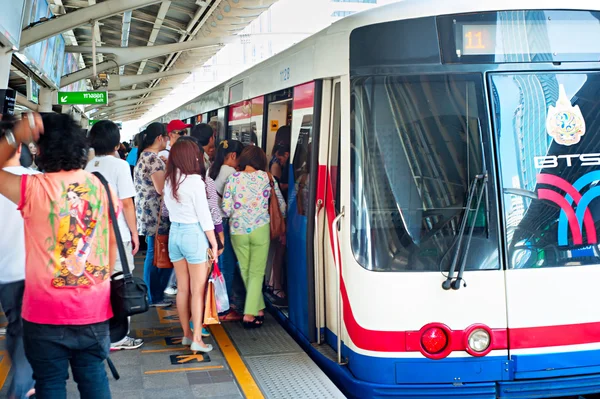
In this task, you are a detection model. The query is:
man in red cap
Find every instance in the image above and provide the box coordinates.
[159,120,191,161]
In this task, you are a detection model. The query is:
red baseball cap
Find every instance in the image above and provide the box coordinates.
[167,120,192,133]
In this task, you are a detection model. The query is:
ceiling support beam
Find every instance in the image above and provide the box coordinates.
[91,99,160,117]
[110,86,173,100]
[119,11,132,74]
[121,69,191,86]
[20,0,163,48]
[132,1,172,89]
[60,37,231,87]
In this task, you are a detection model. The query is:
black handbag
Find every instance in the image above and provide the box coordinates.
[92,172,149,318]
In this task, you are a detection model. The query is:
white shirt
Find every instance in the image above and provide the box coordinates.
[0,166,40,283]
[158,142,171,160]
[203,152,211,173]
[164,173,214,231]
[213,165,236,218]
[85,155,136,241]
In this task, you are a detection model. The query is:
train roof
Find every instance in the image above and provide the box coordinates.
[152,0,600,124]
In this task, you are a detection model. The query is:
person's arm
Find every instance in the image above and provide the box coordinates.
[0,114,43,205]
[150,170,166,195]
[274,180,287,216]
[121,197,139,255]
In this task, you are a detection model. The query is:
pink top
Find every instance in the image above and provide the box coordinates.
[19,170,117,325]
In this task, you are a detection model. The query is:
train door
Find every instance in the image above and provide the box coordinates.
[277,81,319,341]
[491,72,600,380]
[317,79,342,350]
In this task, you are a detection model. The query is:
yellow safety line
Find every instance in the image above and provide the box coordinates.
[0,351,11,390]
[141,348,187,354]
[144,365,223,375]
[210,324,264,399]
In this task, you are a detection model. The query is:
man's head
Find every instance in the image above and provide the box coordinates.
[89,120,121,156]
[167,120,191,146]
[190,123,215,160]
[275,144,290,165]
[37,113,88,173]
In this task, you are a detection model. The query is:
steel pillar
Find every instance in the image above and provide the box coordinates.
[38,88,55,113]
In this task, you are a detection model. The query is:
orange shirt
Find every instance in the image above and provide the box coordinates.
[19,170,118,325]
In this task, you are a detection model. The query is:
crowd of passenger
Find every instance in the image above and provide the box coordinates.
[0,112,289,398]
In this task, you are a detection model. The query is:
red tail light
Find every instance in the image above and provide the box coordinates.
[421,327,448,354]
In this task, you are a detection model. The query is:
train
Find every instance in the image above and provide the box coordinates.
[148,0,600,397]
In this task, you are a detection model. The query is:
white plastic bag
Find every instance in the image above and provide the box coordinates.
[212,261,230,314]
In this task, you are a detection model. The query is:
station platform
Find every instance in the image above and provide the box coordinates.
[0,254,345,399]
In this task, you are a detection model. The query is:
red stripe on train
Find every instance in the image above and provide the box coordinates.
[316,165,600,354]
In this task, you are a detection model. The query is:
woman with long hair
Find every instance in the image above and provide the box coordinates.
[164,140,218,352]
[133,122,172,307]
[222,146,286,328]
[209,139,245,319]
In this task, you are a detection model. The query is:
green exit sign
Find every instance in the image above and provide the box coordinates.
[57,91,108,105]
[88,119,100,126]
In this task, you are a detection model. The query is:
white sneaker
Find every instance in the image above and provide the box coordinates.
[111,336,144,351]
[164,286,178,296]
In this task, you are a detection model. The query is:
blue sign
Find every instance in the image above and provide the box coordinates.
[0,0,25,50]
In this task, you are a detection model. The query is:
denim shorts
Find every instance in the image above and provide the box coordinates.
[169,222,210,264]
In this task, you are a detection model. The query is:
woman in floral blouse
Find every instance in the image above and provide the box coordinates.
[134,122,172,307]
[222,146,286,328]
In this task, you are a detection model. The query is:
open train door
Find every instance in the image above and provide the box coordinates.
[491,71,600,394]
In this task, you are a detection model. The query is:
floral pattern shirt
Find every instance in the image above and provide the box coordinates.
[134,151,168,236]
[222,171,286,235]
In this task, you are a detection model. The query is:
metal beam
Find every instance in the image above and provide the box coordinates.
[119,11,132,74]
[110,86,173,99]
[119,69,191,86]
[20,0,163,48]
[91,100,159,117]
[132,1,172,90]
[61,37,229,87]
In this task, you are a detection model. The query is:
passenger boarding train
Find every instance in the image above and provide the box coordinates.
[149,0,600,397]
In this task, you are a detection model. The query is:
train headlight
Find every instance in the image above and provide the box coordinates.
[467,328,490,353]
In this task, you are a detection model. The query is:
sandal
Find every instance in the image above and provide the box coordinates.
[243,318,263,329]
[220,310,243,322]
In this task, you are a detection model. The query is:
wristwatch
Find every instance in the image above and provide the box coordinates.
[4,129,17,148]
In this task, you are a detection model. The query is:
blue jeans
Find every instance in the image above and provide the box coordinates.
[0,280,34,399]
[23,320,111,399]
[144,235,172,304]
[220,221,244,311]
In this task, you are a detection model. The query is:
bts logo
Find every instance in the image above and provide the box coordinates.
[537,172,600,246]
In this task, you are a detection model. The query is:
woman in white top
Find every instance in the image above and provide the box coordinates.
[208,139,244,319]
[164,140,218,352]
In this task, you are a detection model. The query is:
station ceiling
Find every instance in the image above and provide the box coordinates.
[11,0,278,121]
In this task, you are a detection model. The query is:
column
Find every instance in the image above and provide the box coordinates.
[38,88,54,113]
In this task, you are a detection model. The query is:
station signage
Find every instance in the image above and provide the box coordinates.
[57,91,108,105]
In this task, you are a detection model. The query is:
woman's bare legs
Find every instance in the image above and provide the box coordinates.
[173,259,192,341]
[189,261,211,347]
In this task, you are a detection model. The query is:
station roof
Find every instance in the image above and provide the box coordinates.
[11,0,278,121]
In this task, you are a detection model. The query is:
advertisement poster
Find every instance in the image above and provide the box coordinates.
[15,0,67,89]
[0,0,25,50]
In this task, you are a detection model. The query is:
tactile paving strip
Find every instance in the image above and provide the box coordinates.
[245,353,346,399]
[223,314,301,357]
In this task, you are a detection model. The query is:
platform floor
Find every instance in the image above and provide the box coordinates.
[0,254,345,399]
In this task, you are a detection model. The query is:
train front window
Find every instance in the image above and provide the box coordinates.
[493,73,600,269]
[350,74,500,272]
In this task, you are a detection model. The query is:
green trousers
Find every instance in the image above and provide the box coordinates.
[230,223,270,316]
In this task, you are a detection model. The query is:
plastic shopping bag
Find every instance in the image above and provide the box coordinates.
[212,262,230,314]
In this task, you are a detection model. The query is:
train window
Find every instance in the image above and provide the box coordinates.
[492,72,600,269]
[350,74,499,272]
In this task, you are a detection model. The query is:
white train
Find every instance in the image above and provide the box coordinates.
[150,0,600,397]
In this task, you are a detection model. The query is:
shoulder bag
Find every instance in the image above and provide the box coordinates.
[268,173,286,240]
[153,198,174,269]
[92,172,150,317]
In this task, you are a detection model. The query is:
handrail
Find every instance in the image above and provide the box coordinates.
[314,200,323,344]
[331,205,347,365]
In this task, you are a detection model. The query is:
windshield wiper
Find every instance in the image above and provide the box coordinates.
[442,172,488,290]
